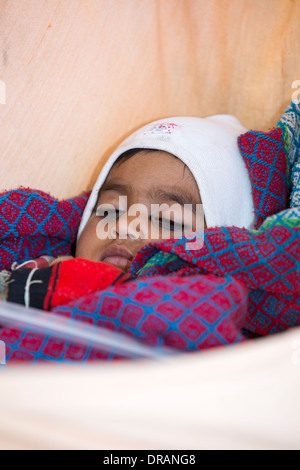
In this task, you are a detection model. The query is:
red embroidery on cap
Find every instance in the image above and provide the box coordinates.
[144,123,179,136]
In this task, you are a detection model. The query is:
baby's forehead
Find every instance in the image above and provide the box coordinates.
[95,181,201,213]
[109,149,191,181]
[93,149,201,206]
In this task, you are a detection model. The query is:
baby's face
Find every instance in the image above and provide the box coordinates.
[76,150,203,272]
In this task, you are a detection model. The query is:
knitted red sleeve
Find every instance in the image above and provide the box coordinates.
[44,258,130,310]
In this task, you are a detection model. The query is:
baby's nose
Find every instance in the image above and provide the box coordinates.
[112,212,148,240]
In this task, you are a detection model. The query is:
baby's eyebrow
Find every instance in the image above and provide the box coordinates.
[100,181,130,194]
[148,188,200,214]
[98,180,200,214]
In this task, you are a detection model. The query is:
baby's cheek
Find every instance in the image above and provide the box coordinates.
[76,224,112,262]
[75,220,97,257]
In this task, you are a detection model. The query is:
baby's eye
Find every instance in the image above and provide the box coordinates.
[96,207,123,219]
[150,216,184,232]
[105,209,120,218]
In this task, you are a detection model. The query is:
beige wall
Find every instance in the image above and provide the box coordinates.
[0,0,299,199]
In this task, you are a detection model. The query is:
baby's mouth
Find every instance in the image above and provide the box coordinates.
[100,245,134,271]
[102,255,131,270]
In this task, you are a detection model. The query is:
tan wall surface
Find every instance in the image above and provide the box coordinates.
[0,0,299,199]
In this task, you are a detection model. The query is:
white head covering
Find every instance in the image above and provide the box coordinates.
[77,115,255,241]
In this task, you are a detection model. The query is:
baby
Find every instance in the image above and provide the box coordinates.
[0,114,255,304]
[73,115,255,272]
